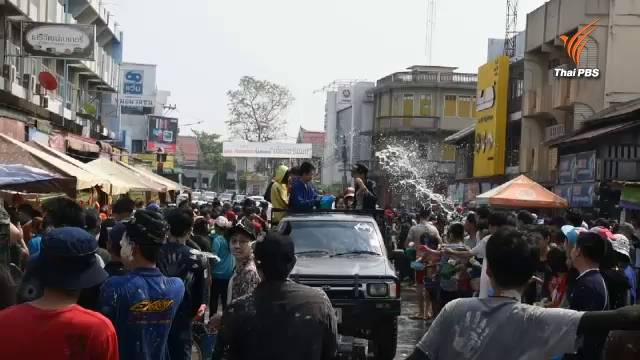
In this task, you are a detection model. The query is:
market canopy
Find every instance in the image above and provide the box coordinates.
[29,140,111,191]
[475,175,568,208]
[116,161,189,192]
[0,134,104,194]
[86,158,167,194]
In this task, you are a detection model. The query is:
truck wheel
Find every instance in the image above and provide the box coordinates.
[372,317,398,360]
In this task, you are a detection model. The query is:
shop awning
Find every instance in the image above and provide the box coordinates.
[116,161,189,192]
[444,125,475,144]
[0,134,105,193]
[86,158,167,194]
[475,175,568,208]
[29,140,111,191]
[0,164,60,186]
[550,121,640,147]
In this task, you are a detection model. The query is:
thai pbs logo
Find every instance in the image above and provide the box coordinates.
[554,18,600,78]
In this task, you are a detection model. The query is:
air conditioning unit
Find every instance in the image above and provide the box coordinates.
[40,96,49,109]
[23,74,36,99]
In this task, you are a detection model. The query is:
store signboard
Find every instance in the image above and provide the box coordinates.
[119,63,156,111]
[147,116,178,154]
[223,142,312,159]
[21,22,95,60]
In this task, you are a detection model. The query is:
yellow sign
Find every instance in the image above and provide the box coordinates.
[473,55,509,177]
[134,153,176,170]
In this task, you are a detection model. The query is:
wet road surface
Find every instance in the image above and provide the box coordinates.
[395,285,429,359]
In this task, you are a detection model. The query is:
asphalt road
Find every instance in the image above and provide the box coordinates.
[395,285,429,359]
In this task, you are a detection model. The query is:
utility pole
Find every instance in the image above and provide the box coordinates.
[341,136,348,188]
[425,0,437,65]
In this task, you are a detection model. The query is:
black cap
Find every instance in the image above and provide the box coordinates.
[228,217,258,240]
[125,209,168,245]
[33,227,108,290]
[351,163,369,175]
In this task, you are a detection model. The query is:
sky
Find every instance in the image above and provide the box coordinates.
[111,0,546,141]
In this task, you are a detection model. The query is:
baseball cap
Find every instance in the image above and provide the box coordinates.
[108,221,127,254]
[228,217,258,240]
[344,187,355,199]
[33,227,108,290]
[561,225,588,246]
[611,234,631,260]
[146,203,161,212]
[214,216,231,229]
[590,226,615,241]
[125,209,168,245]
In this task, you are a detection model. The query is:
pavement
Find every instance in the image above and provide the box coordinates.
[394,285,429,359]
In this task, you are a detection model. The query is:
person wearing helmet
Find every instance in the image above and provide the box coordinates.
[98,210,184,360]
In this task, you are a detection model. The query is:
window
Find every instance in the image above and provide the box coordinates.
[510,79,524,99]
[457,96,474,118]
[132,140,145,153]
[444,95,457,117]
[419,95,432,116]
[403,94,414,116]
[442,144,456,161]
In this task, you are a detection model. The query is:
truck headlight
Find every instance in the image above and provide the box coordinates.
[367,283,389,297]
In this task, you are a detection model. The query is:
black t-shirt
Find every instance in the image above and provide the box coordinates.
[522,258,553,305]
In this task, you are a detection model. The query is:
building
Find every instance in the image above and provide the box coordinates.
[297,127,325,180]
[551,98,640,217]
[322,81,375,187]
[521,0,640,184]
[371,66,477,205]
[446,35,525,205]
[0,0,123,161]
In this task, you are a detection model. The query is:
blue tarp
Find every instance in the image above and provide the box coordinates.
[0,164,59,186]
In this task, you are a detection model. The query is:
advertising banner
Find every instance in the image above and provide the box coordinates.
[119,64,157,111]
[473,56,510,177]
[571,183,596,208]
[621,185,640,210]
[336,87,352,111]
[575,151,596,182]
[21,22,95,60]
[223,142,312,159]
[147,116,178,154]
[554,185,573,204]
[558,155,576,184]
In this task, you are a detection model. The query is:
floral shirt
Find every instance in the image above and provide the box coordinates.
[227,257,261,305]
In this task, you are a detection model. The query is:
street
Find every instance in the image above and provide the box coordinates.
[395,286,428,359]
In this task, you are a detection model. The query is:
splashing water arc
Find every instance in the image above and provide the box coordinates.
[375,141,455,218]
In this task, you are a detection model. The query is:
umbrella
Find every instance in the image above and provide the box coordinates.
[475,175,568,208]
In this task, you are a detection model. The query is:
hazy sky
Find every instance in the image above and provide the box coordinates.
[112,0,546,141]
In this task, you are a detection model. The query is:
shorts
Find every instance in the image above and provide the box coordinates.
[415,270,425,285]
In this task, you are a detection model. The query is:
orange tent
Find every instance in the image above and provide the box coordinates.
[475,175,568,208]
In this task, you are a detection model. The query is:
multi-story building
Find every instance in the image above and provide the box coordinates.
[0,0,122,161]
[371,66,477,205]
[322,81,375,187]
[521,0,640,184]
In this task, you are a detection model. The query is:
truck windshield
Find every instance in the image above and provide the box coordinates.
[288,221,382,256]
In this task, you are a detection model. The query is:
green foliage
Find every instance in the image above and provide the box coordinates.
[191,130,234,172]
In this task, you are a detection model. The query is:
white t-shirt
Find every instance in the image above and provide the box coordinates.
[470,235,491,298]
[417,297,584,360]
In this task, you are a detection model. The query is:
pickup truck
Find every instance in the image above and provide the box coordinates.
[279,212,401,360]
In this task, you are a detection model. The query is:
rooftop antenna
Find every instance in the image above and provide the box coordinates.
[425,0,436,65]
[504,0,519,58]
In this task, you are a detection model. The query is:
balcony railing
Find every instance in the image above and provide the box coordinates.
[545,124,565,142]
[376,116,440,131]
[377,71,477,87]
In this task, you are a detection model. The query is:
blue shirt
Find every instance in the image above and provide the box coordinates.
[98,267,185,360]
[212,234,235,280]
[27,235,42,258]
[289,178,317,210]
[624,265,637,304]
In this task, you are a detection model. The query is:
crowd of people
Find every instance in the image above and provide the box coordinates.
[2,161,640,359]
[392,206,640,359]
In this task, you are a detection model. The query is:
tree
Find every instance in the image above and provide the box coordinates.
[192,130,235,189]
[226,76,294,142]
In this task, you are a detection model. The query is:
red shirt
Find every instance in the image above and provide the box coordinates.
[0,303,119,360]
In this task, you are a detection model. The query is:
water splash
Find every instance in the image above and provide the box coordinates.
[375,138,455,218]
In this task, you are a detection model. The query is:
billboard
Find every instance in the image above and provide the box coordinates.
[21,22,95,60]
[147,116,178,154]
[473,55,510,177]
[336,87,352,111]
[119,64,156,110]
[223,142,312,159]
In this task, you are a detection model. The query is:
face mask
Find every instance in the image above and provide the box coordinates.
[120,235,134,262]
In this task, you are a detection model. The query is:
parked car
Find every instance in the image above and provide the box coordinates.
[219,193,234,203]
[278,212,401,360]
[203,191,217,203]
[248,195,265,203]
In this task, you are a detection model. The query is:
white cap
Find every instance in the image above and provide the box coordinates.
[214,216,231,229]
[611,234,631,260]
